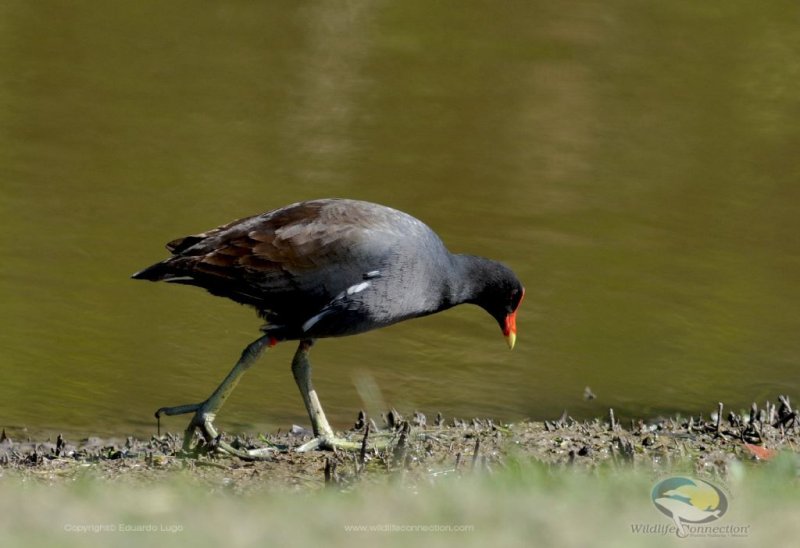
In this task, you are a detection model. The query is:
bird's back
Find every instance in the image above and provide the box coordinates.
[133,199,453,338]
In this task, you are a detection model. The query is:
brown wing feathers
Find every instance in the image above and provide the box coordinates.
[132,200,384,318]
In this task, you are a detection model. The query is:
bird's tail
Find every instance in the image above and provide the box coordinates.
[131,260,177,281]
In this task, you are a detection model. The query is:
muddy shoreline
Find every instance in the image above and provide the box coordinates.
[1,397,796,492]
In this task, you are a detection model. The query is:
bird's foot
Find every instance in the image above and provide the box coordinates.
[295,435,361,452]
[294,431,395,453]
[155,402,275,460]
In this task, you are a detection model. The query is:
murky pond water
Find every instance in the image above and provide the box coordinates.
[1,1,798,437]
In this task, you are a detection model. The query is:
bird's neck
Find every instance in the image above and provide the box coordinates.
[445,254,500,307]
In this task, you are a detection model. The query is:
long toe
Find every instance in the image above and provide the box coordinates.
[155,403,202,418]
[295,433,394,453]
[213,438,276,461]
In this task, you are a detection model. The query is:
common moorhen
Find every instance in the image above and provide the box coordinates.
[133,198,524,456]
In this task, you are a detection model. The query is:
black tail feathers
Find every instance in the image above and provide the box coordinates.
[131,261,173,281]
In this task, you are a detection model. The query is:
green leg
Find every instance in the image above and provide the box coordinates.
[292,340,386,452]
[155,334,275,459]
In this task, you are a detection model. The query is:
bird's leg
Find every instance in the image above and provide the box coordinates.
[291,340,334,438]
[155,334,277,460]
[292,340,389,452]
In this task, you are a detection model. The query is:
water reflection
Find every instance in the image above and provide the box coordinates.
[0,1,797,437]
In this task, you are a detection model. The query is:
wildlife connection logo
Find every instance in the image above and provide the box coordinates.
[630,476,750,538]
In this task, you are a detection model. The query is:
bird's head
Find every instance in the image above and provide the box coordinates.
[488,284,525,349]
[465,259,525,349]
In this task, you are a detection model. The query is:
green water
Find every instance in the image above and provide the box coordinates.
[1,1,798,437]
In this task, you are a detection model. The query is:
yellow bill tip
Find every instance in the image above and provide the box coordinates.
[505,331,516,350]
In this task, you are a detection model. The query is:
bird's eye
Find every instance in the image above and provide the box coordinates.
[508,287,524,311]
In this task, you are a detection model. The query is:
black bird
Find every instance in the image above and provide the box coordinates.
[133,198,524,456]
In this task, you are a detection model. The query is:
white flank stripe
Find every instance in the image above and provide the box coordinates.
[346,281,370,295]
[302,312,327,333]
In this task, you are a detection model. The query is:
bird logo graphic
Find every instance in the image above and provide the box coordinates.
[651,476,728,537]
